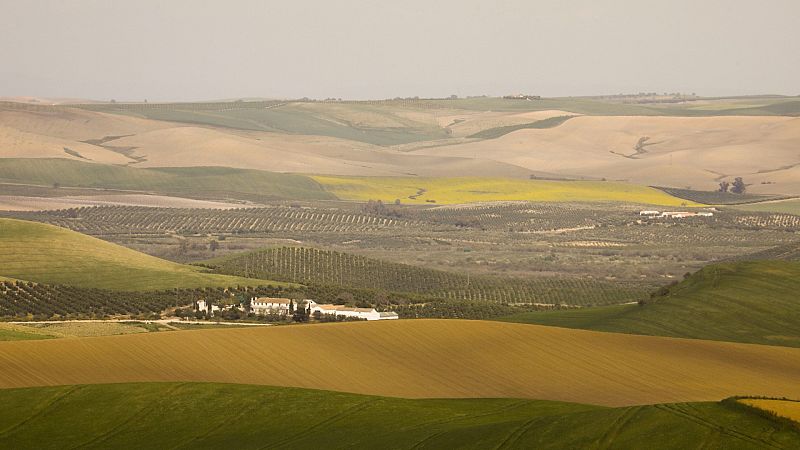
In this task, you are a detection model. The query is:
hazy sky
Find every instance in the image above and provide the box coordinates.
[1,0,799,101]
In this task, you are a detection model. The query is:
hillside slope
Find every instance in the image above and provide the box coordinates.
[501,260,800,347]
[205,246,649,307]
[0,218,275,290]
[0,158,336,202]
[413,115,800,194]
[0,320,799,406]
[0,383,797,449]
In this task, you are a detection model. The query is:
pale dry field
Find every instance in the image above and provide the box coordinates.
[0,194,248,211]
[414,115,800,194]
[3,104,800,194]
[0,320,798,407]
[0,107,531,177]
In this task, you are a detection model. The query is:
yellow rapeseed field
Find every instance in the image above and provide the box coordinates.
[312,176,702,206]
[739,399,800,423]
[0,320,798,407]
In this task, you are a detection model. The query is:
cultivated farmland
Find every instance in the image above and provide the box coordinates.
[312,176,700,206]
[0,383,797,449]
[1,320,799,407]
[206,246,650,307]
[500,260,800,347]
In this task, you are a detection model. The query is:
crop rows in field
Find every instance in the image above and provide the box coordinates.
[3,203,797,239]
[209,247,650,306]
[2,206,422,235]
[0,281,186,319]
[413,202,633,232]
[733,214,800,229]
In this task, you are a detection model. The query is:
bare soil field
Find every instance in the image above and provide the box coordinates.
[413,115,800,194]
[0,194,250,211]
[0,320,799,407]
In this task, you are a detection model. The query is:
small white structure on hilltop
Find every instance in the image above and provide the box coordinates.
[250,297,294,316]
[310,304,398,321]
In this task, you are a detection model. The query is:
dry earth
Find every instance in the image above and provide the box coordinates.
[414,115,800,194]
[0,194,250,211]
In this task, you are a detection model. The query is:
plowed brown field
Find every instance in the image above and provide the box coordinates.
[0,320,798,407]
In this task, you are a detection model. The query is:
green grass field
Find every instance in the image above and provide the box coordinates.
[466,115,574,139]
[0,158,335,202]
[0,325,53,341]
[0,383,796,449]
[81,101,449,146]
[312,176,701,206]
[500,260,800,347]
[733,198,800,215]
[0,218,282,290]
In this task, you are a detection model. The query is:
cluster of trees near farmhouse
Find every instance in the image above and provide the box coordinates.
[0,278,580,322]
[719,177,747,194]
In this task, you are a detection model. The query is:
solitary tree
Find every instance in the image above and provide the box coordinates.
[209,239,219,252]
[718,181,730,193]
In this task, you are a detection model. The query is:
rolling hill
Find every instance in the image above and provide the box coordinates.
[412,115,800,195]
[0,382,797,449]
[500,260,800,347]
[0,320,799,407]
[204,246,650,307]
[0,158,336,203]
[0,218,277,290]
[4,99,800,195]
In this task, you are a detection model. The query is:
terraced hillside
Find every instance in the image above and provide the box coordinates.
[501,260,800,347]
[0,218,273,290]
[206,247,649,307]
[1,383,798,449]
[1,320,799,406]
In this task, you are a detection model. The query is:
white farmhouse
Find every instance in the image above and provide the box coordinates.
[310,304,398,321]
[250,297,293,316]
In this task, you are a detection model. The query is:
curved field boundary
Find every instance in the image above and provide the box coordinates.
[0,320,799,407]
[466,115,575,139]
[1,383,799,449]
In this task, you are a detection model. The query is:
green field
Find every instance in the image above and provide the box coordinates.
[0,383,796,449]
[0,218,280,290]
[0,158,335,202]
[466,115,574,139]
[80,101,449,146]
[0,325,53,341]
[733,198,800,215]
[500,260,800,347]
[312,176,701,206]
